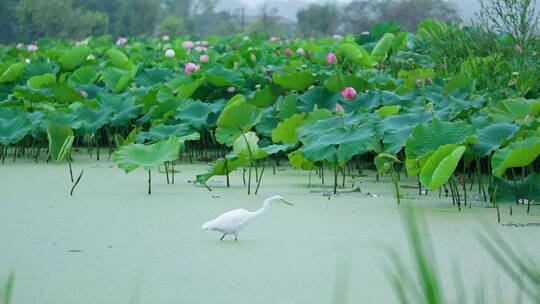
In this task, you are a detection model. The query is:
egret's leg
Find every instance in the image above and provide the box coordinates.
[235,233,238,241]
[220,234,226,241]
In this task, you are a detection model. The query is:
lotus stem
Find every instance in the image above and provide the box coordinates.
[224,158,230,187]
[255,166,265,195]
[333,165,338,194]
[68,155,74,182]
[70,170,84,196]
[148,170,151,195]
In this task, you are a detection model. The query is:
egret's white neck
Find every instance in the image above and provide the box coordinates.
[252,198,273,218]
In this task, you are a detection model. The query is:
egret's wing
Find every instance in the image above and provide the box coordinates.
[210,209,251,232]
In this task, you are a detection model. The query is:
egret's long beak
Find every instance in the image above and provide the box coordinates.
[281,199,294,206]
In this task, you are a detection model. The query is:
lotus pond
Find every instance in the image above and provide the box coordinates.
[2,19,540,303]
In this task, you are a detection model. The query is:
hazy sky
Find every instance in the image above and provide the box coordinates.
[239,0,351,7]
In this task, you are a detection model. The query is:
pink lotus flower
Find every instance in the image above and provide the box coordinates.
[270,37,281,42]
[425,77,433,85]
[285,48,292,56]
[182,41,194,49]
[335,103,345,114]
[199,54,209,63]
[125,45,132,49]
[75,40,88,46]
[275,49,280,56]
[116,37,127,46]
[16,43,23,49]
[296,48,305,55]
[440,64,446,70]
[201,41,209,46]
[79,90,88,98]
[326,53,337,64]
[515,44,522,53]
[162,35,170,41]
[184,62,200,75]
[165,49,176,58]
[27,44,38,51]
[415,78,422,86]
[332,34,343,39]
[194,46,207,52]
[340,87,357,101]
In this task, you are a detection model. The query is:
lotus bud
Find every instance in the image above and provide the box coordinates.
[305,51,312,58]
[243,36,251,41]
[332,34,343,39]
[27,44,38,51]
[165,49,176,58]
[201,41,209,46]
[184,62,200,75]
[515,44,522,53]
[75,40,88,46]
[79,90,88,98]
[172,89,178,96]
[250,53,257,62]
[24,58,30,64]
[232,44,237,50]
[461,177,465,185]
[182,41,194,49]
[308,85,316,90]
[125,45,132,49]
[116,37,127,46]
[162,35,170,41]
[425,77,433,85]
[326,53,337,64]
[275,49,280,56]
[228,87,236,93]
[195,46,207,52]
[16,43,23,49]
[440,64,446,70]
[416,78,422,86]
[199,54,209,63]
[340,87,357,101]
[296,48,305,55]
[335,103,345,115]
[285,48,292,56]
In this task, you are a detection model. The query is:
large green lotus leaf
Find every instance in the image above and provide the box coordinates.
[261,143,292,155]
[43,109,84,131]
[405,119,474,160]
[488,173,540,202]
[248,85,280,108]
[68,66,97,86]
[216,100,261,130]
[106,48,134,70]
[23,63,59,78]
[134,67,174,87]
[27,73,56,89]
[271,113,306,144]
[255,108,279,137]
[54,83,83,103]
[215,126,242,146]
[301,126,375,163]
[233,131,268,160]
[487,98,540,123]
[136,123,200,143]
[47,125,74,161]
[288,149,319,170]
[443,74,476,95]
[391,32,409,52]
[374,153,400,174]
[473,123,519,157]
[298,109,334,130]
[196,153,248,184]
[338,43,374,67]
[205,65,244,87]
[371,33,395,61]
[324,74,371,92]
[420,145,465,190]
[157,77,204,101]
[74,106,112,135]
[113,135,180,173]
[102,66,136,93]
[278,93,298,120]
[376,105,401,118]
[297,87,340,112]
[58,45,91,70]
[13,85,53,104]
[0,63,24,83]
[0,107,32,145]
[273,71,316,91]
[491,137,540,177]
[96,93,142,127]
[175,101,213,129]
[138,99,189,123]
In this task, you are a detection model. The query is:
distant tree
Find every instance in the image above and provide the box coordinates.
[248,3,284,36]
[296,3,340,37]
[157,15,184,36]
[341,0,458,33]
[161,0,195,19]
[0,0,19,43]
[113,0,160,36]
[16,0,109,41]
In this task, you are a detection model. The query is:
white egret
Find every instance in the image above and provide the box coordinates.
[201,195,294,241]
